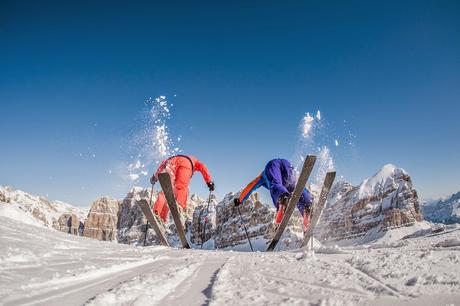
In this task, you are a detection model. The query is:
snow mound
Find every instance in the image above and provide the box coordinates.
[0,202,44,227]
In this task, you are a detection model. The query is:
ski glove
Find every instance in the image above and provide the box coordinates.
[234,198,241,207]
[207,181,215,192]
[278,192,290,206]
[150,175,158,185]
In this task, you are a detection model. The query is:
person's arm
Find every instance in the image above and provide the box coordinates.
[195,159,212,184]
[151,160,167,184]
[236,173,264,204]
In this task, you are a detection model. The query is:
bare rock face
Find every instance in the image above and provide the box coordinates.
[55,213,72,233]
[190,194,220,246]
[55,213,81,235]
[83,197,120,241]
[317,164,423,242]
[117,187,154,246]
[0,189,8,203]
[213,192,273,248]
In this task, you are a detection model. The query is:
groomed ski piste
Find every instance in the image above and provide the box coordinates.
[1,203,460,306]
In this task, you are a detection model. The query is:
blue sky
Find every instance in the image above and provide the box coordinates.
[1,1,459,206]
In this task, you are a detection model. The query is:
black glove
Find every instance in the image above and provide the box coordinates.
[207,181,215,191]
[278,192,290,206]
[150,175,158,185]
[234,198,241,207]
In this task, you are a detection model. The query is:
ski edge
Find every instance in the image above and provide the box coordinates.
[158,172,191,249]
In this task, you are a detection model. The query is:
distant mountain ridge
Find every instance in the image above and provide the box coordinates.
[0,185,87,230]
[422,191,460,224]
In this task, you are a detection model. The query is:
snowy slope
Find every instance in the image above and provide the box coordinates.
[0,185,88,229]
[1,210,460,305]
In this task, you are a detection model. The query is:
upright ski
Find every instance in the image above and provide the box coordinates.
[300,171,336,249]
[266,155,316,252]
[158,172,191,249]
[138,199,170,247]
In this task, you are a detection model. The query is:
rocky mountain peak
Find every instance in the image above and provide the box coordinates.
[318,164,422,242]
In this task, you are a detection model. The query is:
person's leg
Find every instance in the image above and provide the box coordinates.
[153,191,169,222]
[264,161,290,224]
[174,166,193,210]
[297,188,314,230]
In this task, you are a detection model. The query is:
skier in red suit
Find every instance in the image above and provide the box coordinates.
[150,155,214,222]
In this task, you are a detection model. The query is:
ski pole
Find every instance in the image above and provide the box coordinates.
[237,206,254,252]
[144,184,154,246]
[201,191,213,249]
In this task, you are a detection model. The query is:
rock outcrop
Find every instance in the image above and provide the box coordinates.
[191,192,304,251]
[117,187,153,245]
[213,192,273,248]
[317,164,423,241]
[83,197,120,241]
[190,194,218,245]
[55,213,82,235]
[0,189,7,203]
[422,192,460,224]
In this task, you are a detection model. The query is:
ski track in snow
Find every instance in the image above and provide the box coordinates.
[1,214,460,305]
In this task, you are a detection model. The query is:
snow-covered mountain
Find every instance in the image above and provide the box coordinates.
[422,191,460,224]
[0,185,88,230]
[317,164,423,243]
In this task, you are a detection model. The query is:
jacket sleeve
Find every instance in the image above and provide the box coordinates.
[195,159,212,184]
[238,173,264,203]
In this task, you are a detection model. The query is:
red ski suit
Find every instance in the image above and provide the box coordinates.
[152,155,212,222]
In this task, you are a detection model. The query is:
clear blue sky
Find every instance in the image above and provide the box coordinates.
[1,1,459,206]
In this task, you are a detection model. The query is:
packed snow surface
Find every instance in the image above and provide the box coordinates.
[1,213,460,305]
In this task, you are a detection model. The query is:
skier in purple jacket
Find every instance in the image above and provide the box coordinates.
[234,158,314,230]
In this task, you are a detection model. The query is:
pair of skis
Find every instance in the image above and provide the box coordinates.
[138,172,190,248]
[266,155,336,252]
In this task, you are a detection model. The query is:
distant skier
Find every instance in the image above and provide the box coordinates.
[150,155,215,222]
[234,158,313,230]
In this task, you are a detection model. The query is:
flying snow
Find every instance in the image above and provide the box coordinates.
[301,112,315,139]
[124,96,183,183]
